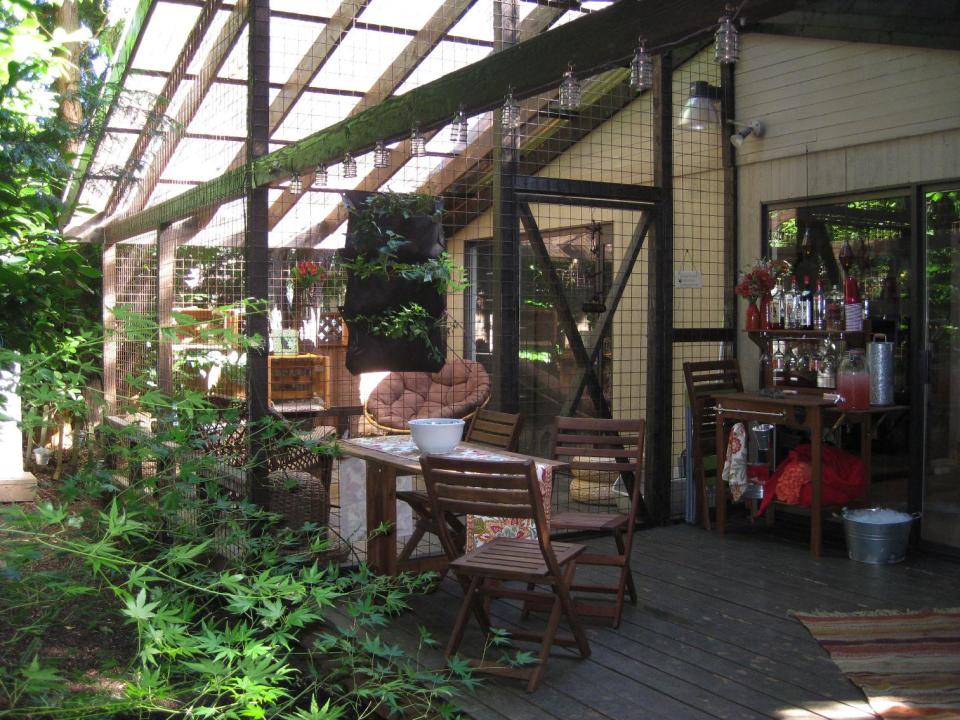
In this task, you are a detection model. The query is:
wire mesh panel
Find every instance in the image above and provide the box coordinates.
[110,234,158,409]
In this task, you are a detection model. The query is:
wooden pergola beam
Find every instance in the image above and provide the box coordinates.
[101,0,802,245]
[102,0,223,216]
[118,0,250,218]
[266,0,480,232]
[301,4,565,241]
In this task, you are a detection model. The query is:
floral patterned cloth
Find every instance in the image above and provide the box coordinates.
[721,422,749,501]
[349,436,553,550]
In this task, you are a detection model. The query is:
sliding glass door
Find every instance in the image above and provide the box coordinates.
[922,188,960,549]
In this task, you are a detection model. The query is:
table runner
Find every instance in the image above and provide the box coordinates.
[346,436,553,550]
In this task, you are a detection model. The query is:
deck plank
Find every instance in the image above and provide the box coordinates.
[367,523,959,719]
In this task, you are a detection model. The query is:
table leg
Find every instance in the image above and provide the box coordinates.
[810,410,823,557]
[366,460,398,575]
[715,410,727,535]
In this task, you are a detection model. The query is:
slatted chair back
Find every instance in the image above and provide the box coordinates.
[553,416,646,531]
[682,359,743,529]
[465,408,524,451]
[420,456,558,571]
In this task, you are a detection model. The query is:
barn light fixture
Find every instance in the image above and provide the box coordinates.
[289,172,303,195]
[678,81,721,130]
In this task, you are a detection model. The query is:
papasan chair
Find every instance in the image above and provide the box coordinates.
[363,359,491,433]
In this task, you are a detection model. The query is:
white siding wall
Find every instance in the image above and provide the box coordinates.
[736,34,960,384]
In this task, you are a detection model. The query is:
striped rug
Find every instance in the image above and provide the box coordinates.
[793,608,960,720]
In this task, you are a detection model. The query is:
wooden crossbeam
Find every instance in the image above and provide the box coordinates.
[117,0,250,218]
[101,0,802,244]
[298,4,564,244]
[518,201,611,418]
[102,0,223,216]
[266,0,481,233]
[562,211,654,417]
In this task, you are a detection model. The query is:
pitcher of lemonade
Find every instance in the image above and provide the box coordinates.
[837,349,870,410]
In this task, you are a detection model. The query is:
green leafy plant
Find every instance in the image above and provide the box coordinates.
[350,303,448,363]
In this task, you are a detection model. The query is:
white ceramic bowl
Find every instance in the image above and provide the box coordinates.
[409,418,465,454]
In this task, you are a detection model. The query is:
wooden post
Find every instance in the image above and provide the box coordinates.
[246,0,270,508]
[102,243,118,414]
[721,62,738,338]
[645,52,673,524]
[492,0,520,413]
[156,224,174,396]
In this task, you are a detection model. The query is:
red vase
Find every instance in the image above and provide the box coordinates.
[745,301,762,331]
[759,294,771,330]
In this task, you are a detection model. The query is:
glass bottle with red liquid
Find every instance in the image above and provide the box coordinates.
[837,348,870,409]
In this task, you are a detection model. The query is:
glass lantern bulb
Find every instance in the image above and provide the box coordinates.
[502,87,521,130]
[450,106,467,143]
[410,126,426,156]
[289,172,302,196]
[629,41,653,92]
[342,152,357,179]
[373,140,390,168]
[559,64,581,111]
[315,163,328,186]
[714,12,739,64]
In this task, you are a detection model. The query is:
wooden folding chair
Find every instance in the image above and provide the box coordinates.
[420,455,590,692]
[396,409,523,562]
[546,417,646,628]
[682,360,742,530]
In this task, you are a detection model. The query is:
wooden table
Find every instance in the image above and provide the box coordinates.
[713,391,906,556]
[339,437,566,575]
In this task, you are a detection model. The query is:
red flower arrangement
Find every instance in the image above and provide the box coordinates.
[734,261,777,303]
[291,260,326,289]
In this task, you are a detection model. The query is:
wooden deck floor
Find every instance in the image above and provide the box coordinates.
[386,521,960,720]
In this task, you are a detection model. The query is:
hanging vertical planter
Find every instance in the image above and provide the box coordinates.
[338,191,462,374]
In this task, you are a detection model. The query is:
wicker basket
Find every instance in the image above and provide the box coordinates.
[268,468,330,530]
[568,467,620,506]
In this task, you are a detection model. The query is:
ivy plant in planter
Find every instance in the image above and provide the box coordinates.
[338,191,464,374]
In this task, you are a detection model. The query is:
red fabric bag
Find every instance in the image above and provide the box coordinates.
[758,444,866,514]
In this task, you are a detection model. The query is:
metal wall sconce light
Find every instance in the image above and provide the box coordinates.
[678,81,721,130]
[729,120,764,147]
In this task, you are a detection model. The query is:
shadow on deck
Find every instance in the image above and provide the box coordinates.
[384,522,960,720]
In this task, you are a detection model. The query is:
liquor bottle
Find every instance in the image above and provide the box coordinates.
[772,342,785,386]
[800,275,813,329]
[770,276,785,329]
[784,277,797,329]
[813,279,827,330]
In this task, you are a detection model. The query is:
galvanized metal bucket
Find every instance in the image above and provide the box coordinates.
[842,508,917,564]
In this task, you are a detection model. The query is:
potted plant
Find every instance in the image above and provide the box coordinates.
[338,191,464,374]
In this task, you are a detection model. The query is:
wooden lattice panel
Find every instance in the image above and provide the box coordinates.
[316,312,347,347]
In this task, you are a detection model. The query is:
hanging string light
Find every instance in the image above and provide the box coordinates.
[450,104,468,144]
[314,163,328,186]
[289,171,303,195]
[714,5,739,64]
[559,63,581,111]
[501,86,521,129]
[629,38,653,92]
[342,152,357,178]
[373,140,390,168]
[410,125,426,156]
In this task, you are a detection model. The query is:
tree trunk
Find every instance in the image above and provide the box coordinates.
[56,0,83,159]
